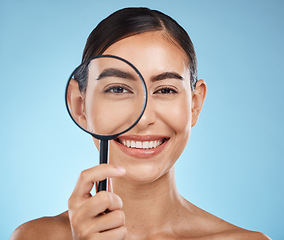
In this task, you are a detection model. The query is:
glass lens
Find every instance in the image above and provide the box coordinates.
[66,55,146,138]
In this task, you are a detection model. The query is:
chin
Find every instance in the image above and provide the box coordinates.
[128,165,165,184]
[110,154,173,185]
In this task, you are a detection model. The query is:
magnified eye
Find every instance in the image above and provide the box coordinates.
[104,85,133,94]
[155,87,178,94]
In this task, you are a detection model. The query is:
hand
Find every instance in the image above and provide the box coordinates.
[68,164,127,240]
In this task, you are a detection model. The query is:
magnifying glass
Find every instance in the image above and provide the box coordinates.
[65,55,147,192]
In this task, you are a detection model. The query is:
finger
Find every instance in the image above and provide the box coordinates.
[92,226,127,240]
[80,191,123,218]
[72,164,125,200]
[82,210,125,235]
[96,210,125,232]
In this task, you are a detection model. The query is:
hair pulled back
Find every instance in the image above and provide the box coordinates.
[76,7,197,92]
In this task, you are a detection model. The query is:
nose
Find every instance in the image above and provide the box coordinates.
[135,96,156,130]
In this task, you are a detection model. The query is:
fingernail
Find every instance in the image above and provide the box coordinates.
[116,166,126,174]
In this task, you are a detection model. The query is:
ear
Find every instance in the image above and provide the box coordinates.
[66,79,87,129]
[191,79,207,127]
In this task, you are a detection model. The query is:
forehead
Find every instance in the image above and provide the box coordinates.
[102,31,190,79]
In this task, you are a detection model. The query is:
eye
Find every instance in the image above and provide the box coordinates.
[104,85,132,94]
[154,87,178,94]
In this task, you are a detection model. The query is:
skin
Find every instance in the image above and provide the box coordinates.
[85,57,147,135]
[10,31,271,240]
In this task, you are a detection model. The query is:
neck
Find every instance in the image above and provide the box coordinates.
[112,167,184,237]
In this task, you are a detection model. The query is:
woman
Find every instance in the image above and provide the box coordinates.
[11,7,270,240]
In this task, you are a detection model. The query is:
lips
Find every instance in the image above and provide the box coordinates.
[113,135,169,158]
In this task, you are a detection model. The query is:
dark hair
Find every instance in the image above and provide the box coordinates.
[76,7,197,92]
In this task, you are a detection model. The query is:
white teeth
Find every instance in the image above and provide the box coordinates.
[119,139,164,149]
[143,141,149,148]
[153,141,157,148]
[136,141,142,148]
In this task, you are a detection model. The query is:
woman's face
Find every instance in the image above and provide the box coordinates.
[90,31,202,183]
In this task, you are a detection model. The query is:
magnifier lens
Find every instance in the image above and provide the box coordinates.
[66,55,146,138]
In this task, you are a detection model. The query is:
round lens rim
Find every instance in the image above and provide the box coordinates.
[65,54,148,141]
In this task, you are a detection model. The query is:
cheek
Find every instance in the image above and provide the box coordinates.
[157,93,192,163]
[158,94,192,135]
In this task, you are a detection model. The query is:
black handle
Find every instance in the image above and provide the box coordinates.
[97,139,109,192]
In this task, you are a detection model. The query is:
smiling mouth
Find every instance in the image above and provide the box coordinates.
[115,137,169,150]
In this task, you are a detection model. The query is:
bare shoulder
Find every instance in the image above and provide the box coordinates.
[10,211,72,240]
[205,230,271,240]
[179,199,271,240]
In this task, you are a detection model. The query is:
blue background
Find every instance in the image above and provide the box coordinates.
[1,0,283,239]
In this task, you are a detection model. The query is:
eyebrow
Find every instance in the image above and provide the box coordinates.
[96,68,136,80]
[96,68,183,82]
[151,72,183,82]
